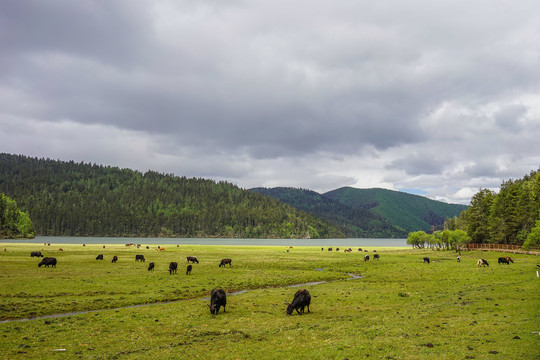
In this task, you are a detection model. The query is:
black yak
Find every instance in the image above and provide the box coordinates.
[169,262,178,275]
[286,289,311,316]
[209,289,227,315]
[38,257,57,268]
[219,258,232,267]
[148,262,155,271]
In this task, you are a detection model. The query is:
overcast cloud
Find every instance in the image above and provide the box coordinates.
[1,0,539,204]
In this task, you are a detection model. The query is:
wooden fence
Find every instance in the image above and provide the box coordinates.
[458,243,539,255]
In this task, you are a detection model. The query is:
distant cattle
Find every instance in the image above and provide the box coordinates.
[219,258,232,267]
[364,255,370,261]
[148,262,155,271]
[58,248,63,252]
[111,256,118,263]
[498,257,510,265]
[186,264,192,275]
[505,256,514,263]
[286,289,311,316]
[169,262,178,275]
[146,246,150,249]
[209,289,227,315]
[344,249,352,253]
[457,255,461,263]
[186,256,199,264]
[38,257,57,268]
[477,259,489,267]
[103,246,106,249]
[373,254,380,260]
[321,247,324,251]
[328,248,333,251]
[31,251,44,258]
[358,248,362,252]
[336,248,340,251]
[96,254,104,260]
[135,254,145,262]
[423,257,430,264]
[364,250,368,252]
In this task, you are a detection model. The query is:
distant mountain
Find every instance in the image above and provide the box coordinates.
[0,153,344,239]
[324,187,468,233]
[250,187,408,238]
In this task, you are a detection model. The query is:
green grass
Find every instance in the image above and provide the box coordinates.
[1,243,539,359]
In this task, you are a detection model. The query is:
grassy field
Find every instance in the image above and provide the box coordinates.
[0,243,539,359]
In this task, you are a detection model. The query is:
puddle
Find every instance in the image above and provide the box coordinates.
[1,272,363,323]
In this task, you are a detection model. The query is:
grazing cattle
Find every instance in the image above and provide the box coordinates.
[477,259,489,267]
[83,244,86,247]
[38,257,57,268]
[498,257,510,265]
[169,262,178,275]
[358,248,362,252]
[457,255,461,263]
[321,247,324,251]
[186,264,192,275]
[186,256,199,264]
[505,256,514,263]
[219,258,232,267]
[31,251,44,258]
[344,249,351,253]
[96,254,104,260]
[364,254,370,261]
[373,253,380,260]
[209,289,227,315]
[423,257,430,264]
[286,289,311,316]
[328,248,333,251]
[146,246,150,249]
[111,256,118,263]
[364,250,368,252]
[148,262,155,271]
[336,248,340,251]
[103,246,105,249]
[58,248,63,252]
[135,254,145,262]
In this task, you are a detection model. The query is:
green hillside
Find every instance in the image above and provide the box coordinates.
[0,153,344,239]
[251,187,407,238]
[324,187,468,233]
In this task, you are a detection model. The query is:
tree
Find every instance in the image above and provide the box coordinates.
[467,189,495,243]
[523,216,540,250]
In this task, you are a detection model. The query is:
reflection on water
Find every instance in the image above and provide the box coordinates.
[4,236,407,247]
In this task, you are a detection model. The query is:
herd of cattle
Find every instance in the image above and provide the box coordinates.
[29,246,518,316]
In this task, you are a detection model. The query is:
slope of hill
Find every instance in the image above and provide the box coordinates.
[324,187,468,233]
[0,153,344,239]
[250,187,408,238]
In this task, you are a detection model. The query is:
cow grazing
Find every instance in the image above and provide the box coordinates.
[477,259,489,267]
[135,254,145,262]
[321,247,324,251]
[328,248,333,251]
[209,289,227,315]
[344,249,352,253]
[96,254,104,260]
[373,253,380,260]
[169,262,178,275]
[336,248,340,251]
[498,257,510,265]
[186,264,192,275]
[148,262,155,271]
[186,256,199,264]
[31,251,44,258]
[38,257,57,268]
[111,255,118,263]
[364,255,370,261]
[505,256,514,263]
[219,258,232,267]
[58,248,63,252]
[358,248,362,252]
[457,255,461,263]
[423,257,430,264]
[286,289,311,316]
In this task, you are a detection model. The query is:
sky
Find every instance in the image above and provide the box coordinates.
[1,0,539,205]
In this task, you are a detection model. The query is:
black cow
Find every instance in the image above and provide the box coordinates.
[186,256,199,264]
[186,264,192,275]
[358,248,362,252]
[364,255,370,261]
[111,255,118,263]
[38,257,57,268]
[209,289,227,315]
[286,289,311,316]
[477,259,489,267]
[135,254,145,262]
[373,253,380,260]
[148,262,155,271]
[423,257,430,264]
[328,248,333,251]
[169,262,178,275]
[31,251,44,258]
[96,254,104,260]
[505,256,514,263]
[336,248,340,251]
[498,257,509,265]
[219,258,232,267]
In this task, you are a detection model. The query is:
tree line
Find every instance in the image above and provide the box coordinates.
[407,169,540,250]
[0,193,35,239]
[0,153,344,239]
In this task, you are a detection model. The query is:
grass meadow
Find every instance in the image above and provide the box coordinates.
[0,243,539,359]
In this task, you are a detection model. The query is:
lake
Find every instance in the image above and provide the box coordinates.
[3,236,408,247]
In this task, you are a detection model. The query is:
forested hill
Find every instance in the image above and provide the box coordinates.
[324,187,468,233]
[0,154,344,238]
[250,187,407,238]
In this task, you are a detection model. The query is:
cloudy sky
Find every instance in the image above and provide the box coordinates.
[1,0,539,204]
